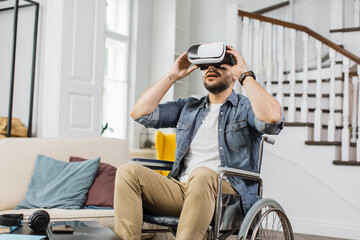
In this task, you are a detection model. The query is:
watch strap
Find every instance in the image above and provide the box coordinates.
[239,71,256,86]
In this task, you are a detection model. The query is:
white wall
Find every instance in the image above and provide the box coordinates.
[187,0,242,97]
[127,0,154,148]
[237,0,288,12]
[293,0,331,38]
[150,0,176,102]
[263,127,360,239]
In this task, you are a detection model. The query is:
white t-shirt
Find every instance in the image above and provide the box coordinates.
[179,103,222,183]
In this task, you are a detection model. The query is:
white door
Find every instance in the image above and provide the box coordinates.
[58,0,106,137]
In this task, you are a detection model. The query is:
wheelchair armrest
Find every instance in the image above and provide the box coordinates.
[217,166,261,182]
[130,158,174,171]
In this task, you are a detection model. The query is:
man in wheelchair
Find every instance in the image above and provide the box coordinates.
[115,43,284,240]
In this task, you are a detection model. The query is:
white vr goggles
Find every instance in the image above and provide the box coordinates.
[187,42,236,70]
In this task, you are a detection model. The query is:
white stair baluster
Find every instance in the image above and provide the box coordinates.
[265,22,272,94]
[351,76,359,142]
[300,33,309,123]
[242,17,249,66]
[342,57,350,161]
[356,65,360,161]
[328,49,336,141]
[258,22,265,85]
[276,26,284,107]
[253,20,261,75]
[314,40,323,141]
[288,28,296,122]
[262,23,268,87]
[241,17,249,97]
[272,24,277,82]
[354,0,360,27]
[247,19,253,70]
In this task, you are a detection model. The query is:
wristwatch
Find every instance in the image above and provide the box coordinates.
[239,71,256,86]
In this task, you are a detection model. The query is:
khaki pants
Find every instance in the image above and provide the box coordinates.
[114,163,236,240]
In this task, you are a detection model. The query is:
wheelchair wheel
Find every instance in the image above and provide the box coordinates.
[237,198,294,240]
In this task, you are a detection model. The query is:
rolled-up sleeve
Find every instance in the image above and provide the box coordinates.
[135,106,160,128]
[134,98,187,129]
[248,106,284,135]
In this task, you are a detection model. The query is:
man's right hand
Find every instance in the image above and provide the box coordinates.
[130,52,198,120]
[169,52,198,82]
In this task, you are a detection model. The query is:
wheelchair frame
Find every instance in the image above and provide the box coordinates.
[131,136,294,240]
[214,135,270,239]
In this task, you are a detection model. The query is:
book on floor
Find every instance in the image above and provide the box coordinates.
[0,225,19,234]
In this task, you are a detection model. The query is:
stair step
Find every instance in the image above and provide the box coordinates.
[271,77,343,85]
[276,91,344,110]
[283,62,342,74]
[284,122,344,129]
[270,79,344,95]
[284,122,309,127]
[283,64,343,80]
[305,140,356,147]
[330,27,360,33]
[333,160,360,166]
[350,71,358,77]
[283,106,342,114]
[274,93,343,98]
[287,110,343,128]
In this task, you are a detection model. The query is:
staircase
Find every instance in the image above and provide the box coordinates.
[238,7,360,164]
[236,2,360,239]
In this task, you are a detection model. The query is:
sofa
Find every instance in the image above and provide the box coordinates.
[0,137,130,229]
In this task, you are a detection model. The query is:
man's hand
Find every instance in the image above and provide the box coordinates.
[220,45,248,81]
[130,52,197,120]
[220,45,281,124]
[169,52,198,81]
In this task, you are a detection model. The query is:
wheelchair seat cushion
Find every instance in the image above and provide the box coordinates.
[143,213,179,227]
[142,194,243,231]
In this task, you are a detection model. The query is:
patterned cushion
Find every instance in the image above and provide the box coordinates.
[15,154,99,209]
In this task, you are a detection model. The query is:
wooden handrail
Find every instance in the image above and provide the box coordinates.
[253,1,290,15]
[238,9,360,65]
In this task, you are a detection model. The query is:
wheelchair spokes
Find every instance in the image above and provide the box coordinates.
[238,199,293,240]
[248,206,293,240]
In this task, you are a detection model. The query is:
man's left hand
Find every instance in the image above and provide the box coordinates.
[220,45,248,81]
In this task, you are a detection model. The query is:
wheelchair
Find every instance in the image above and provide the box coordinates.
[131,136,294,240]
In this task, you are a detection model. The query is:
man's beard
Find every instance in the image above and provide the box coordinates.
[204,77,232,94]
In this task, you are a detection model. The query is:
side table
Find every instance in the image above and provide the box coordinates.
[10,221,122,240]
[130,148,157,159]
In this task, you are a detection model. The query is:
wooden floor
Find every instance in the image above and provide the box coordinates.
[226,233,351,240]
[294,233,350,240]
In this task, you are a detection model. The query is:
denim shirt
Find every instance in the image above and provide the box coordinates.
[135,91,284,213]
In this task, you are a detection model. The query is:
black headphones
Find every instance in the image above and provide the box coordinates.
[0,210,50,232]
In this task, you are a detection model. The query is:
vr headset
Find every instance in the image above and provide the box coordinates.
[187,42,236,70]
